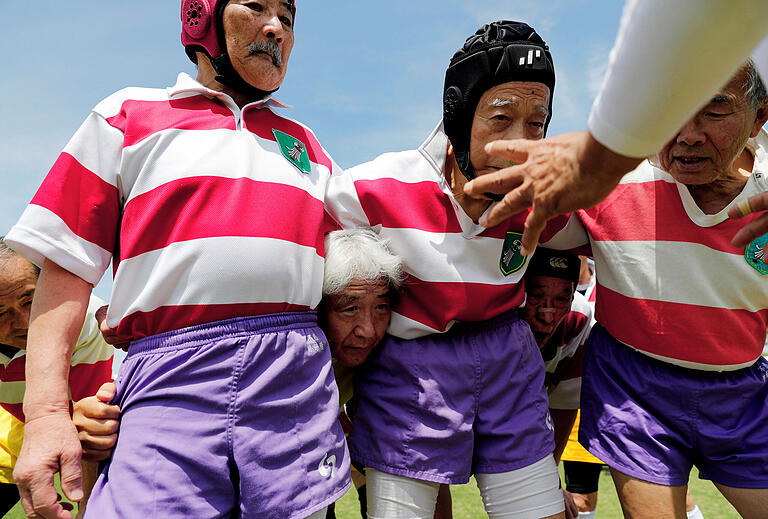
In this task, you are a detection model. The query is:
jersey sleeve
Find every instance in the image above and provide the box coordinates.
[540,212,589,251]
[589,0,768,158]
[5,110,124,285]
[69,295,114,402]
[325,165,375,229]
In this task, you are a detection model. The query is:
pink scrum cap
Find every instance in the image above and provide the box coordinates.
[181,0,296,62]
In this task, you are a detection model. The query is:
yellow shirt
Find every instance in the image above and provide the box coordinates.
[0,406,24,484]
[560,410,603,465]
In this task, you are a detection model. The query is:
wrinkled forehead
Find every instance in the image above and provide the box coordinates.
[478,81,551,108]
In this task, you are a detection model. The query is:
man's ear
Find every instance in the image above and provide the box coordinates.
[750,99,768,138]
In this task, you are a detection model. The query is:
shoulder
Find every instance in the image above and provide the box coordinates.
[346,148,434,183]
[92,86,171,119]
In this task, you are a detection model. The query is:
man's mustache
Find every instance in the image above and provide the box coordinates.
[248,41,282,67]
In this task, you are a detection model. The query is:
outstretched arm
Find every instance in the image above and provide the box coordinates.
[465,131,639,254]
[14,259,92,519]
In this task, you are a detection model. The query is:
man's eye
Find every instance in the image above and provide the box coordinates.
[341,306,358,314]
[492,114,510,122]
[705,112,729,118]
[246,2,264,12]
[376,303,390,311]
[280,15,293,27]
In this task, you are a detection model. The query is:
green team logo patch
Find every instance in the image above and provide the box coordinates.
[500,231,527,276]
[745,234,768,275]
[273,129,311,174]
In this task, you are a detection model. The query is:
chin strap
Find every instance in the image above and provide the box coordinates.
[211,54,277,101]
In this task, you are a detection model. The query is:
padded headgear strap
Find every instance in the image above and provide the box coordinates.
[180,0,296,98]
[444,21,555,182]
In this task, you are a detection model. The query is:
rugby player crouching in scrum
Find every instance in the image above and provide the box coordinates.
[521,248,592,464]
[73,229,405,514]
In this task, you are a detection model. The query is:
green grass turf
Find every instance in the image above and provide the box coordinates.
[1,466,741,518]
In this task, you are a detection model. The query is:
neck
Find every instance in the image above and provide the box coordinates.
[195,53,264,109]
[687,147,754,214]
[444,146,492,224]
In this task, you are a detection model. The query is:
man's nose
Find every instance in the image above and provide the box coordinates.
[537,308,556,323]
[262,13,284,42]
[354,313,376,338]
[676,116,706,146]
[11,308,29,332]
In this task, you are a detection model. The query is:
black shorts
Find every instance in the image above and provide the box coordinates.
[563,460,603,494]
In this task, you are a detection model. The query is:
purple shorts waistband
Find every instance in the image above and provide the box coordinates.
[128,311,319,356]
[447,309,520,336]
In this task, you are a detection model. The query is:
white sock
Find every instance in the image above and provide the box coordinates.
[578,511,596,519]
[687,504,705,519]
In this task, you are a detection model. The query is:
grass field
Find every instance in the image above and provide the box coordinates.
[1,466,741,518]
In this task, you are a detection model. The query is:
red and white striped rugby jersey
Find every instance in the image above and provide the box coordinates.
[327,123,567,339]
[0,295,113,422]
[542,291,593,410]
[6,74,339,340]
[543,131,768,370]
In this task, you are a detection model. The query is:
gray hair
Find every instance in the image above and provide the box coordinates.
[322,229,404,297]
[744,59,767,110]
[0,237,40,278]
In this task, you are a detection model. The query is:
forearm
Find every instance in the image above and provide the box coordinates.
[590,0,768,158]
[24,259,92,420]
[550,408,577,464]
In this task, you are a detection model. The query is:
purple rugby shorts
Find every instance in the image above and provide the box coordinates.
[580,324,768,488]
[84,312,350,519]
[347,310,555,484]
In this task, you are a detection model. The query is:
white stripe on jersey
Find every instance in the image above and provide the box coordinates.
[108,236,324,328]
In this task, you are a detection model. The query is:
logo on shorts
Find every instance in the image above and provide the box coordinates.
[545,411,554,432]
[500,231,527,276]
[273,129,312,174]
[307,332,324,355]
[745,234,768,275]
[318,453,337,479]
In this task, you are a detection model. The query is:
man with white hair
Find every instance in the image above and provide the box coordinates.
[72,229,405,518]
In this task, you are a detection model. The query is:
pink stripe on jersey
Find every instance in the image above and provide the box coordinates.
[395,274,526,332]
[0,358,25,384]
[596,284,768,366]
[0,357,112,422]
[70,359,115,402]
[581,181,761,254]
[30,152,119,253]
[244,108,333,172]
[117,303,311,340]
[106,96,236,147]
[355,179,462,233]
[120,177,327,260]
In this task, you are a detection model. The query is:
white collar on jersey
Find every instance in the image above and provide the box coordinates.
[166,72,292,110]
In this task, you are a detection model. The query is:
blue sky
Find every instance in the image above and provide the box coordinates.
[1,1,625,299]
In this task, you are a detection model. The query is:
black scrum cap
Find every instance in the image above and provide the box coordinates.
[443,21,555,182]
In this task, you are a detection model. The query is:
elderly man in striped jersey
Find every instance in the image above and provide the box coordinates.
[328,21,571,519]
[5,1,350,518]
[542,63,768,519]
